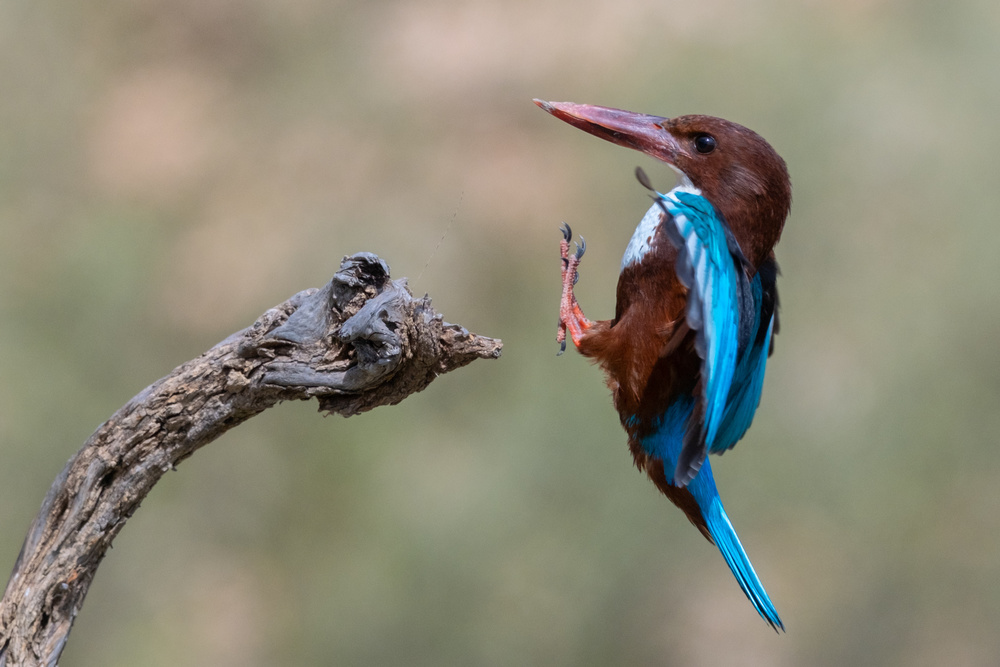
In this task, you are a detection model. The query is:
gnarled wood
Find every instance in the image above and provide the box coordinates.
[0,253,502,667]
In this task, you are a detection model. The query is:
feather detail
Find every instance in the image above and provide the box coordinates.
[712,256,779,453]
[654,189,743,486]
[701,495,785,631]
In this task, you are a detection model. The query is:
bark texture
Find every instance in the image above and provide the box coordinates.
[0,253,502,666]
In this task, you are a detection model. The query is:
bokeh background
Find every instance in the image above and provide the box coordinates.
[2,0,1000,664]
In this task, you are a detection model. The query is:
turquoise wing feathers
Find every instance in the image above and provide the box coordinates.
[713,258,779,454]
[655,189,778,484]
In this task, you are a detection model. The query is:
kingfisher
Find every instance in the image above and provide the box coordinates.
[535,99,791,630]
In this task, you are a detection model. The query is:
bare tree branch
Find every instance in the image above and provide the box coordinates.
[0,253,502,666]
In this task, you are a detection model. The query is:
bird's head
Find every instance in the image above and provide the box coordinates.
[534,100,791,268]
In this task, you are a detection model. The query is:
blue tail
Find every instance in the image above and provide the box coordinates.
[643,398,784,631]
[702,492,784,631]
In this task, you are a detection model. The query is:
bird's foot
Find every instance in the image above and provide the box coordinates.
[557,223,592,354]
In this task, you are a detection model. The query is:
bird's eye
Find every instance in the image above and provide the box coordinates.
[694,134,717,154]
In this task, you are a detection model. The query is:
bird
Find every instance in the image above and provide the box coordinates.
[535,99,790,631]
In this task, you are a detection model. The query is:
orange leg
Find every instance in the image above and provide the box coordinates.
[557,223,593,354]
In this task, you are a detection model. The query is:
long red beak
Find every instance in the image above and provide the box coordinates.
[533,99,680,164]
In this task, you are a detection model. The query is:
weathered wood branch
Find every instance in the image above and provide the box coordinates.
[0,253,502,667]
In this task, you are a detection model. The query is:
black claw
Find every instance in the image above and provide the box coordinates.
[560,222,573,242]
[575,237,586,260]
[557,338,567,356]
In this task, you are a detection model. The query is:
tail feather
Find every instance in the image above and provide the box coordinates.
[639,397,783,630]
[704,496,784,631]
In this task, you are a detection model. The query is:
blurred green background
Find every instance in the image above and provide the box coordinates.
[3,0,1000,664]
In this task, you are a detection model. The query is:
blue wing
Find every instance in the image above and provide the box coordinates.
[655,189,756,485]
[712,258,779,453]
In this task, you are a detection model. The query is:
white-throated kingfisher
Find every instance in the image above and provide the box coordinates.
[535,99,790,631]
